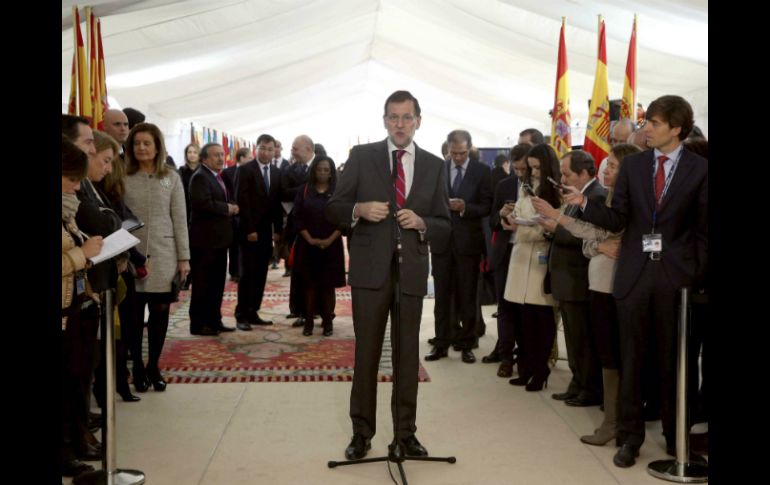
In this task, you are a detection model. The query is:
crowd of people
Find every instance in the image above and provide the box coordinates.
[61,92,707,481]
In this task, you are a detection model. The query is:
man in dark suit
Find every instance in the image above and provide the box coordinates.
[221,148,251,282]
[188,143,239,335]
[542,150,607,407]
[548,95,707,467]
[490,154,510,192]
[234,134,283,330]
[272,139,291,170]
[483,144,531,374]
[282,135,315,324]
[326,90,450,460]
[426,130,492,364]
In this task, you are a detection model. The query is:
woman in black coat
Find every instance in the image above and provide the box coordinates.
[292,156,346,336]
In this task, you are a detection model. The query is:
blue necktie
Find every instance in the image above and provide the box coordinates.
[451,165,463,196]
[263,165,270,192]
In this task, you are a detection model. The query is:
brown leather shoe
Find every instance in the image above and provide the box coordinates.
[497,361,513,377]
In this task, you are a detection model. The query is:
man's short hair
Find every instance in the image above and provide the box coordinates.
[564,149,596,177]
[519,128,544,145]
[235,147,251,160]
[122,107,146,129]
[199,143,221,161]
[493,154,508,168]
[646,95,694,141]
[447,129,472,147]
[256,134,276,146]
[383,90,421,117]
[62,114,90,141]
[510,143,531,162]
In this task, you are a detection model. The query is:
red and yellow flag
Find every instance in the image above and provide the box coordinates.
[68,6,92,121]
[620,15,637,121]
[87,8,103,129]
[97,19,109,124]
[550,18,571,158]
[583,16,611,169]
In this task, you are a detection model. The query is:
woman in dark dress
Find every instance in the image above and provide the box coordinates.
[292,156,346,336]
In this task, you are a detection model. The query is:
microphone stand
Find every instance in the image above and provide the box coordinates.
[328,151,456,483]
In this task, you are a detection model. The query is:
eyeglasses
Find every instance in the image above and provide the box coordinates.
[384,114,416,124]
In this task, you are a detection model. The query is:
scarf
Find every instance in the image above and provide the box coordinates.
[62,193,80,222]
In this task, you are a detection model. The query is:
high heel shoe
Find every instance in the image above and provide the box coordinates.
[151,377,167,392]
[133,375,149,393]
[509,376,531,386]
[525,374,549,392]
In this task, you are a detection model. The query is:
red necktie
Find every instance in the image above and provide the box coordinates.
[394,149,406,209]
[215,171,228,199]
[654,155,668,206]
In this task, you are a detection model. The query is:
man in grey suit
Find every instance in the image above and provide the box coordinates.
[541,150,607,407]
[327,90,450,460]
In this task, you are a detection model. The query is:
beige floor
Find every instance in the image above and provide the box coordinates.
[66,299,703,484]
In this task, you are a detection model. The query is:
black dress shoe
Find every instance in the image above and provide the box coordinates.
[191,326,219,336]
[253,315,273,326]
[151,377,167,392]
[461,349,476,363]
[322,325,333,337]
[424,346,448,361]
[344,434,371,460]
[400,435,428,457]
[565,396,602,407]
[481,350,501,363]
[292,317,306,327]
[551,391,578,401]
[61,459,95,477]
[613,444,639,468]
[118,388,141,402]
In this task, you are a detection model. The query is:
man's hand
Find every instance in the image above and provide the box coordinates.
[355,201,390,222]
[500,202,515,218]
[531,197,559,219]
[396,209,426,231]
[449,198,466,213]
[228,203,239,215]
[500,218,517,231]
[537,217,558,233]
[561,185,585,207]
[598,239,620,259]
[247,232,258,242]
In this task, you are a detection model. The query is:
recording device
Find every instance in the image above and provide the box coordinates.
[504,199,516,205]
[546,176,565,191]
[522,184,535,197]
[121,217,145,232]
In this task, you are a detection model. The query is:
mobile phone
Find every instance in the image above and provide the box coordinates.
[504,199,516,205]
[522,184,535,197]
[546,176,564,190]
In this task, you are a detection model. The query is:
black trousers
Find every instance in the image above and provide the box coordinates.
[615,262,679,448]
[431,250,480,350]
[559,300,602,399]
[236,237,272,317]
[588,290,620,369]
[494,244,518,362]
[350,258,423,440]
[189,247,227,332]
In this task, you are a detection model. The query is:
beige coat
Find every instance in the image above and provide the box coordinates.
[561,218,622,294]
[503,185,555,307]
[124,170,190,293]
[62,220,95,329]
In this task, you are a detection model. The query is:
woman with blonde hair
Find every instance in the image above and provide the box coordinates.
[123,123,190,392]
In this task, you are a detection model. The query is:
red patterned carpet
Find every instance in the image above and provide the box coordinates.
[157,268,431,383]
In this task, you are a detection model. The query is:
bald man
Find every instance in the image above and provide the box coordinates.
[103,109,130,149]
[598,119,636,186]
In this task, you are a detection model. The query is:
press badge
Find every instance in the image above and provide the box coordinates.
[75,271,86,295]
[642,234,663,253]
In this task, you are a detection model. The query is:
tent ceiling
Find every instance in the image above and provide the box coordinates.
[62,0,707,158]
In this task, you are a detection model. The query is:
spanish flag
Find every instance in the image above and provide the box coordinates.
[583,16,611,169]
[97,19,109,125]
[620,16,637,121]
[550,18,571,158]
[87,8,103,129]
[68,6,92,121]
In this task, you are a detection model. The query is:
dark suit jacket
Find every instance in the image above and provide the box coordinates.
[189,167,234,249]
[326,139,451,296]
[490,166,509,194]
[220,165,239,201]
[582,149,708,299]
[489,176,519,270]
[281,159,313,203]
[236,160,283,241]
[548,179,608,301]
[75,180,121,292]
[434,159,493,256]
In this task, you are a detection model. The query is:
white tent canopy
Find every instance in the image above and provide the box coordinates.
[61,0,708,163]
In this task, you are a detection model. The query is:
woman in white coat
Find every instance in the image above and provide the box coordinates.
[503,143,563,391]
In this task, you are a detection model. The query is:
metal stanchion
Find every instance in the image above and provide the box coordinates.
[75,289,145,485]
[647,287,708,483]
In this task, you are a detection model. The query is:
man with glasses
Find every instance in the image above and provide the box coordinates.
[234,134,283,330]
[327,90,450,460]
